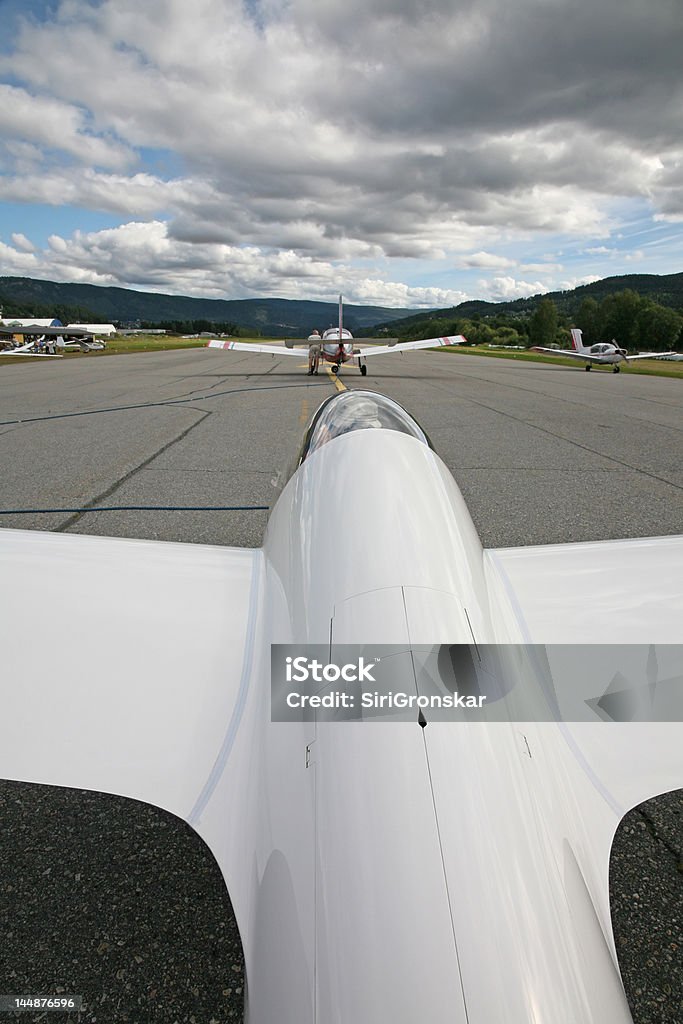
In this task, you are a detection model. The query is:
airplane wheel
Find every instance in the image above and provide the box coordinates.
[360,364,367,376]
[332,364,339,374]
[585,364,591,371]
[613,365,620,373]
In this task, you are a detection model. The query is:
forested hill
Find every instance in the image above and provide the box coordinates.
[374,272,683,332]
[372,273,683,351]
[488,272,683,315]
[0,277,422,337]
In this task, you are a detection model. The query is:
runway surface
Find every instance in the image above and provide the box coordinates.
[0,347,681,546]
[1,348,682,1022]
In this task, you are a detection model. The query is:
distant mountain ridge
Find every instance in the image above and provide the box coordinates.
[1,272,682,337]
[0,277,424,337]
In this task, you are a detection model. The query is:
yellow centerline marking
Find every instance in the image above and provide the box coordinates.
[326,365,347,391]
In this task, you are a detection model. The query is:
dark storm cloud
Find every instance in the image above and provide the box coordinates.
[1,0,681,297]
[303,0,683,144]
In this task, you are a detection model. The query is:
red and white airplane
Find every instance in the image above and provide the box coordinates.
[533,328,674,372]
[207,295,467,374]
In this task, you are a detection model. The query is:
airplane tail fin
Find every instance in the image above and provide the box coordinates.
[570,328,585,352]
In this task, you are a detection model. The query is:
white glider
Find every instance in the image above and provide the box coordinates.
[1,390,681,1023]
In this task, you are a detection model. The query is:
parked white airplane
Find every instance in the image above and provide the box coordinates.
[533,328,674,372]
[0,336,63,358]
[207,295,467,374]
[0,325,105,355]
[62,335,106,352]
[1,389,682,1023]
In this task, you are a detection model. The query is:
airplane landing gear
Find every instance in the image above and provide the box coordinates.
[360,363,367,376]
[332,364,339,374]
[613,365,620,373]
[585,364,591,371]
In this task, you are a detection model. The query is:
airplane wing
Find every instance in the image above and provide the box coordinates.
[348,337,399,349]
[207,339,305,356]
[4,523,679,818]
[486,534,683,648]
[530,346,604,361]
[0,529,261,824]
[1,340,35,353]
[1,350,63,358]
[484,535,683,922]
[356,334,467,356]
[626,351,676,361]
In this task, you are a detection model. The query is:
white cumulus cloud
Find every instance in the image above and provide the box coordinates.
[10,232,35,253]
[0,220,472,305]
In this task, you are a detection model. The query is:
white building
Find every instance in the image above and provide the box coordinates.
[65,323,117,335]
[0,318,62,328]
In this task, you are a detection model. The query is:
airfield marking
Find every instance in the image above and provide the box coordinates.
[326,365,346,391]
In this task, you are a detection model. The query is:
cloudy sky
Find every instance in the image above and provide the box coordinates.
[0,0,682,307]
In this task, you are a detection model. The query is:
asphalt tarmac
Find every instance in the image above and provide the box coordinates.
[1,347,681,1022]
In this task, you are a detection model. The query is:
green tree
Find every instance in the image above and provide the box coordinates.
[492,326,523,346]
[529,298,558,348]
[469,322,496,346]
[576,297,600,345]
[636,301,682,350]
[599,290,641,349]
